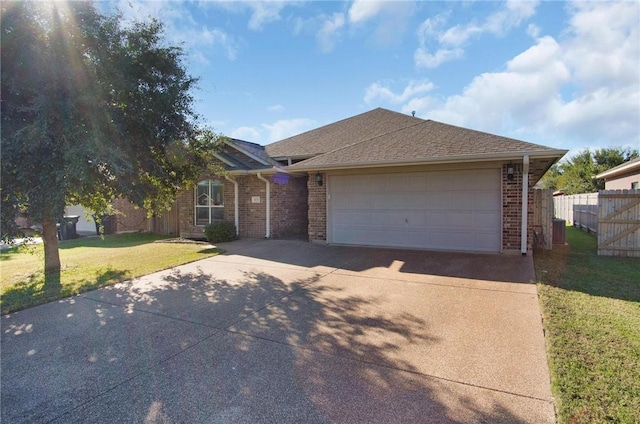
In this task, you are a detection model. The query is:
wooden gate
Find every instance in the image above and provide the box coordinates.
[597,190,640,257]
[151,201,180,236]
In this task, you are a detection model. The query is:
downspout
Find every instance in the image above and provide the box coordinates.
[224,175,239,236]
[521,155,530,255]
[256,173,271,239]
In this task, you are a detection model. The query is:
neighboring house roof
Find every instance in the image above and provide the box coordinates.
[282,109,565,170]
[595,157,640,179]
[265,108,419,159]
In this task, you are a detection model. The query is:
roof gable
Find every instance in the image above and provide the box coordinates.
[264,108,420,159]
[217,138,278,171]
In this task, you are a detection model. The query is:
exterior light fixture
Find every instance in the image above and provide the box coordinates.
[315,172,323,186]
[507,163,515,181]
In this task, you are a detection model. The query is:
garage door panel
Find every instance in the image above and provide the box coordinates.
[450,213,474,230]
[475,191,501,210]
[370,194,387,209]
[425,211,449,227]
[330,170,501,252]
[475,212,500,228]
[471,170,499,188]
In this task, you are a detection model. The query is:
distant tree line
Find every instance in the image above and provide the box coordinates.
[540,147,638,195]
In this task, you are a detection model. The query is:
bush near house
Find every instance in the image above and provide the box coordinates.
[534,226,640,424]
[204,221,237,243]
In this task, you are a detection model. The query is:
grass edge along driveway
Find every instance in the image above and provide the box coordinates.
[534,226,640,424]
[1,233,222,315]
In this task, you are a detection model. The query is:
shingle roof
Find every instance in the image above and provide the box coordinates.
[216,138,280,171]
[230,138,279,166]
[264,108,419,158]
[282,109,565,169]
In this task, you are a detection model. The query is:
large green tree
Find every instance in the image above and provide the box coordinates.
[540,147,638,194]
[1,1,218,281]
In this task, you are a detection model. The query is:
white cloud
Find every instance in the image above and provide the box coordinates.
[365,79,435,105]
[418,36,570,131]
[247,2,286,31]
[207,1,293,31]
[401,97,436,117]
[349,1,416,46]
[415,1,539,69]
[108,1,241,63]
[263,119,317,142]
[437,1,538,47]
[190,27,240,61]
[563,1,639,89]
[483,0,538,36]
[268,104,285,112]
[414,47,464,69]
[416,14,448,44]
[348,0,385,24]
[402,2,639,149]
[527,23,540,38]
[230,126,262,142]
[317,13,345,53]
[438,23,482,47]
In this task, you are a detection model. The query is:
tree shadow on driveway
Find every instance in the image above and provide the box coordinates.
[2,261,549,423]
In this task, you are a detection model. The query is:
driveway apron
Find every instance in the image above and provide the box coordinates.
[1,239,554,423]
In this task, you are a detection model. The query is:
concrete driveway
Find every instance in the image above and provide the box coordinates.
[1,240,554,423]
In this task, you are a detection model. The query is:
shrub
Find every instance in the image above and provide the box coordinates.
[203,221,236,243]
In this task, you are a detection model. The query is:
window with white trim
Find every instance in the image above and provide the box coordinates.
[195,180,224,225]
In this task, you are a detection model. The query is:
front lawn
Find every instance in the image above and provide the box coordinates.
[1,233,222,314]
[535,226,640,423]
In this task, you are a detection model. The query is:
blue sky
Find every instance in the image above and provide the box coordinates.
[106,1,639,157]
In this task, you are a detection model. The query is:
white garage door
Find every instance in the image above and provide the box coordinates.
[329,169,501,252]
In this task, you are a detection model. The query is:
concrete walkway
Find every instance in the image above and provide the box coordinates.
[1,240,555,423]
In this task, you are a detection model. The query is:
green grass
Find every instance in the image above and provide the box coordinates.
[1,233,222,314]
[534,226,640,424]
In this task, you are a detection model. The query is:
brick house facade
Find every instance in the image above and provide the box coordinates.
[165,109,565,254]
[178,174,308,240]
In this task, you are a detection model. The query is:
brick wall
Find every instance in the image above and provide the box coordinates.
[307,172,327,242]
[502,163,535,253]
[271,175,308,239]
[237,175,268,238]
[178,174,309,240]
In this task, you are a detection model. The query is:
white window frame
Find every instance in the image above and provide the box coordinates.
[195,180,224,226]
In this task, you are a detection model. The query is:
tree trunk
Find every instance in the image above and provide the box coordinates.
[41,219,61,285]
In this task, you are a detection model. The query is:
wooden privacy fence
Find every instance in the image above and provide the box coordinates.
[598,190,640,257]
[150,201,180,236]
[532,189,553,250]
[553,193,599,233]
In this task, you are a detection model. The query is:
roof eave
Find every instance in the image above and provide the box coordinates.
[227,167,308,177]
[287,149,569,172]
[595,161,640,179]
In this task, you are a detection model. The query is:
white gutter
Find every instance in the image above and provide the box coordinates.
[256,173,271,239]
[224,175,239,236]
[286,149,568,172]
[521,155,530,256]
